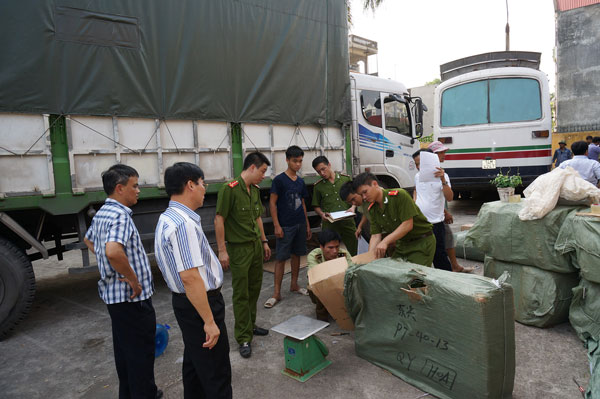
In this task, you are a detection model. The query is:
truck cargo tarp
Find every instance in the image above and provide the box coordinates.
[344,258,515,399]
[0,0,350,126]
[464,201,582,273]
[484,256,579,328]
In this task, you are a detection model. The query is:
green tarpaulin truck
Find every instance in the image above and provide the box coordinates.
[0,0,425,338]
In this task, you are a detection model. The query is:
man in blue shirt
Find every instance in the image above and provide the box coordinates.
[154,162,232,398]
[265,145,311,309]
[560,141,600,186]
[588,137,600,161]
[552,140,573,167]
[84,164,161,399]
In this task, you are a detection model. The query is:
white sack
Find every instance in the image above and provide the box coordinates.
[519,167,600,221]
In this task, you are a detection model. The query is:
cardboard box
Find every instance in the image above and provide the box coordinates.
[307,251,375,330]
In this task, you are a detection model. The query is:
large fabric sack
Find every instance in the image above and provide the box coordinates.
[519,167,600,221]
[344,258,515,399]
[484,256,579,328]
[464,201,581,273]
[570,279,600,343]
[454,231,485,262]
[555,212,600,284]
[586,339,600,399]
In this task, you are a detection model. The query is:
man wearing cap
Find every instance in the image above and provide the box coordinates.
[552,140,572,167]
[155,162,232,398]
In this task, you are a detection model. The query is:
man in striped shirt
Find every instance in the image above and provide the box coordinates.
[155,162,232,398]
[84,164,160,399]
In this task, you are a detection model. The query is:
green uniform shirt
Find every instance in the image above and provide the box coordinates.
[359,201,371,222]
[312,173,351,212]
[307,247,352,269]
[369,188,432,241]
[216,175,264,244]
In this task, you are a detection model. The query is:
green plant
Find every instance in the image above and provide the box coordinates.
[490,170,522,188]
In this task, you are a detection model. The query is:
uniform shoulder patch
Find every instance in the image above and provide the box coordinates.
[388,190,399,196]
[368,202,375,210]
[228,180,239,188]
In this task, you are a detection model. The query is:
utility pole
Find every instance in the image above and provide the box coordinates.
[505,0,510,51]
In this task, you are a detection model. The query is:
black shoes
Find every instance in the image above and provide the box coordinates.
[253,326,269,336]
[239,342,252,358]
[156,389,164,399]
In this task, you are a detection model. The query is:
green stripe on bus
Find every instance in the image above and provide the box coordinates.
[446,144,552,154]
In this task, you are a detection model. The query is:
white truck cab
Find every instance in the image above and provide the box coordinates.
[350,72,422,188]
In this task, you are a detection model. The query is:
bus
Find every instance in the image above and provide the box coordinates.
[433,51,552,193]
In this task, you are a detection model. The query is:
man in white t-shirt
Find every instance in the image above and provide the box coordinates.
[412,144,453,271]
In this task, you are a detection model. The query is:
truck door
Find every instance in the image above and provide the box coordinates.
[357,89,386,167]
[381,93,416,187]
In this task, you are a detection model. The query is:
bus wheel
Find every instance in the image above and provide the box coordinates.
[0,237,36,340]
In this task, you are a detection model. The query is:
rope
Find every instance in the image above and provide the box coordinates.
[240,125,259,151]
[162,120,179,152]
[22,115,63,156]
[68,116,138,153]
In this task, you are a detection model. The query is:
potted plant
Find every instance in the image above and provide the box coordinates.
[490,170,522,202]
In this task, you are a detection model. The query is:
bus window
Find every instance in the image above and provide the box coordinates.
[361,90,382,128]
[489,78,541,123]
[441,80,487,127]
[383,96,411,137]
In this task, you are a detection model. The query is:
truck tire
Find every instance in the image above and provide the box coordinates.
[0,237,35,340]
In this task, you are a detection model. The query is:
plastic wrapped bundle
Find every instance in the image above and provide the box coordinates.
[454,231,485,262]
[484,256,579,328]
[344,258,515,399]
[556,213,600,284]
[464,201,582,273]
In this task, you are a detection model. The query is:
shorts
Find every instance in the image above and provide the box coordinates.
[444,224,455,249]
[275,223,307,261]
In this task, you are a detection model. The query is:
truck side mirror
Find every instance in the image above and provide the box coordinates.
[414,98,424,138]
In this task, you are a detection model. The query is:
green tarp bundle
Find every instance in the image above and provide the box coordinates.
[570,279,600,343]
[484,256,579,328]
[344,258,515,399]
[454,231,485,262]
[586,339,600,399]
[464,201,583,273]
[556,213,600,284]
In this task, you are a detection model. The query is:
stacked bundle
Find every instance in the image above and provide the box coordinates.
[344,258,515,399]
[556,214,600,397]
[465,201,583,327]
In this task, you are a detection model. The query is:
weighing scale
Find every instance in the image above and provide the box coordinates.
[271,315,331,382]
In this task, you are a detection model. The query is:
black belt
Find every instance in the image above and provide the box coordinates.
[173,286,221,297]
[405,230,433,243]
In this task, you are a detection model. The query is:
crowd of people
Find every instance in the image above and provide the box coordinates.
[554,136,600,186]
[83,140,473,398]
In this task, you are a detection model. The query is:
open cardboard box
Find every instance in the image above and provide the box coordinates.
[307,251,376,330]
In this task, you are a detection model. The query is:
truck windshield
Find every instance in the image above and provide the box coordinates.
[441,77,542,127]
[383,96,411,137]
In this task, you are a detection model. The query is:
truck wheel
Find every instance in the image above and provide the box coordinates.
[0,237,35,340]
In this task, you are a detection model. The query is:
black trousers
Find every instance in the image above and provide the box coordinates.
[106,298,157,399]
[432,222,452,271]
[172,292,232,399]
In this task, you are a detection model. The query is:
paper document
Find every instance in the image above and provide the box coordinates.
[419,151,441,182]
[325,210,356,223]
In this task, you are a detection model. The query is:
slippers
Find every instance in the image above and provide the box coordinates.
[292,287,309,296]
[264,297,280,308]
[458,267,475,273]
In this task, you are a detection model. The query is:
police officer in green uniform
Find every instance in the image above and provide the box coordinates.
[215,152,272,359]
[352,172,435,266]
[311,156,358,256]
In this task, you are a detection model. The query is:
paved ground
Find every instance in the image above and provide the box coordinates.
[0,198,591,398]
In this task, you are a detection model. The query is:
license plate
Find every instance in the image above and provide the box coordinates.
[482,159,496,169]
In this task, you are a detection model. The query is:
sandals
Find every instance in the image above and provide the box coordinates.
[264,297,280,308]
[293,287,309,296]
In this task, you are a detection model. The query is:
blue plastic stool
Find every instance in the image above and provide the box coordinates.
[155,323,170,358]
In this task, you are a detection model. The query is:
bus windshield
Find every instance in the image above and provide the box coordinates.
[441,77,542,127]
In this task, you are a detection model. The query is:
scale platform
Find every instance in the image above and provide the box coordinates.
[271,315,331,382]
